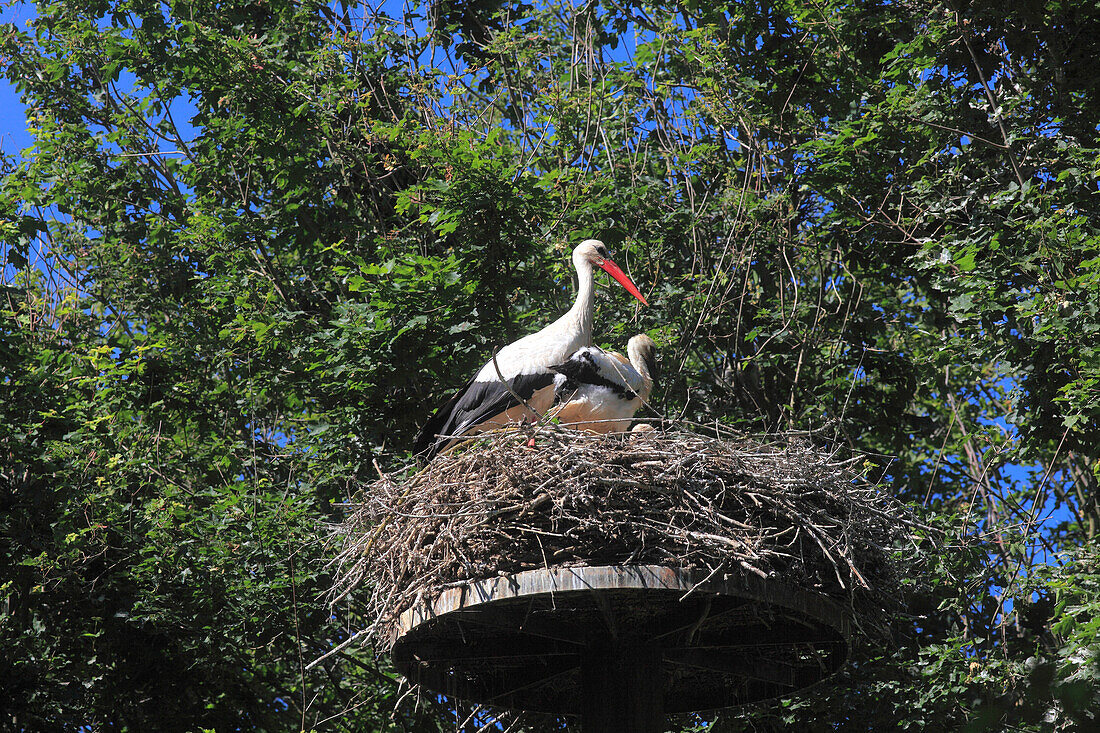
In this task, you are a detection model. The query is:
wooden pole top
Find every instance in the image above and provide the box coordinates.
[391,564,851,716]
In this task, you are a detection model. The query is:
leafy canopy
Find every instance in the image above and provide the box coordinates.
[2,0,1099,730]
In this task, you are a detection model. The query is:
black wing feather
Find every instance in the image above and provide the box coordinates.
[550,351,635,400]
[414,372,554,460]
[412,375,478,457]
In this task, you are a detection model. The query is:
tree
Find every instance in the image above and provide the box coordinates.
[2,0,1098,730]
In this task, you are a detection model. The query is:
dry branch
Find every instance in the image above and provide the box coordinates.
[331,426,921,648]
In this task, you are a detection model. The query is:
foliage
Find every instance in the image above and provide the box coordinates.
[2,0,1100,730]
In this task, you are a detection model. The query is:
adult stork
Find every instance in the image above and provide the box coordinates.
[413,240,648,460]
[548,334,657,434]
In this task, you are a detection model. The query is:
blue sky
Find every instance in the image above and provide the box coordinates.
[0,2,34,158]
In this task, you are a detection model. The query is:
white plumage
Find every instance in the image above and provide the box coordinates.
[549,334,658,434]
[413,240,648,459]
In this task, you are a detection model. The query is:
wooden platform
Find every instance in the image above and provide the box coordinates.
[391,564,851,719]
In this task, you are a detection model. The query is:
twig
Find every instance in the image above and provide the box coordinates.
[330,426,919,655]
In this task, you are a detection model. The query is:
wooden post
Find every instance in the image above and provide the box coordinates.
[580,643,664,733]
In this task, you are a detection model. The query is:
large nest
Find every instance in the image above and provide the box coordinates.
[333,426,923,647]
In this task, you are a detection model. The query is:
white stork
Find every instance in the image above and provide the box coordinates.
[548,334,657,433]
[413,240,648,459]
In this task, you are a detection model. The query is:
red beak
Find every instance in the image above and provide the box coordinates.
[598,258,649,306]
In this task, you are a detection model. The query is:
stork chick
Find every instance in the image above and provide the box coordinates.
[549,334,658,434]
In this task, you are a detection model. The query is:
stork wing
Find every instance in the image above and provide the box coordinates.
[413,371,555,460]
[549,349,635,401]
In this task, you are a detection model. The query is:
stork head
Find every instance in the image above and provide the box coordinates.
[572,239,649,306]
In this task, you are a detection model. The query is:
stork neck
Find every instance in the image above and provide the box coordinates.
[628,343,655,402]
[566,260,595,346]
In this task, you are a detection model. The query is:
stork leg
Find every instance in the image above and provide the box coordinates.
[521,414,538,448]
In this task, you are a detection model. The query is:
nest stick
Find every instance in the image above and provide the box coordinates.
[331,427,919,651]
